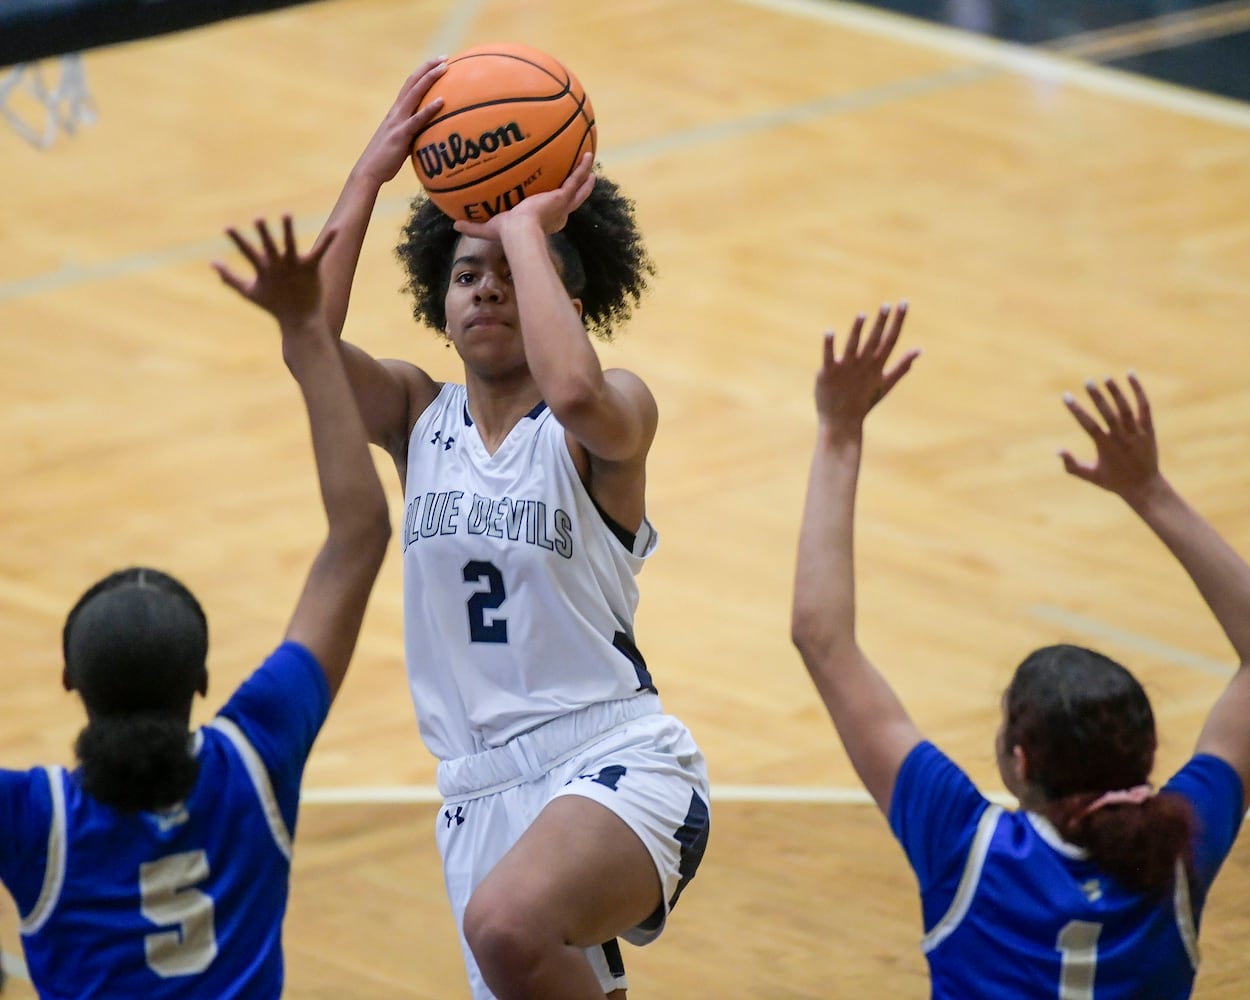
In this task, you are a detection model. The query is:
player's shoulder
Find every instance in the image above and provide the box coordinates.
[378,358,444,427]
[603,367,656,406]
[0,763,60,803]
[411,377,461,419]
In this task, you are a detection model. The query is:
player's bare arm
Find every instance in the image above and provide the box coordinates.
[316,61,446,466]
[214,215,390,700]
[1061,375,1250,809]
[791,304,924,813]
[319,58,446,339]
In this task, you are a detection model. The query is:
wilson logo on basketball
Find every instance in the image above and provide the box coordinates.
[415,122,527,177]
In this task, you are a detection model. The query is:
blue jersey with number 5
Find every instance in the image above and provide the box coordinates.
[0,641,329,999]
[890,743,1243,1000]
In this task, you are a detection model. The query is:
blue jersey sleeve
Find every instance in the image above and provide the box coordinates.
[216,641,331,829]
[1162,753,1244,909]
[889,742,992,907]
[0,767,55,915]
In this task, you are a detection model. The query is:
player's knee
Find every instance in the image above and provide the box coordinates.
[463,886,547,978]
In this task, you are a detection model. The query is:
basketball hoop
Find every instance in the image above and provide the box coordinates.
[0,53,97,149]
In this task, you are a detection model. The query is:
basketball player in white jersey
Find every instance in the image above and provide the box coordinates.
[314,61,711,999]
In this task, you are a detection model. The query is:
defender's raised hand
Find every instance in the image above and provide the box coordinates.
[214,216,337,331]
[816,302,918,433]
[1060,373,1160,499]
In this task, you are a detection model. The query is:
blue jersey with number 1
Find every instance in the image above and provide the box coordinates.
[890,742,1243,1000]
[0,641,329,999]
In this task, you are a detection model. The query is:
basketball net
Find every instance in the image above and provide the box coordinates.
[0,54,97,149]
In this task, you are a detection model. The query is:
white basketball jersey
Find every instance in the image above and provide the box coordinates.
[401,383,660,759]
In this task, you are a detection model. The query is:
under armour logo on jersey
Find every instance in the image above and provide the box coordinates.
[444,806,465,828]
[430,430,456,450]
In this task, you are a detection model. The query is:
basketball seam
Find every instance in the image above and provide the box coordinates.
[425,87,575,129]
[450,52,570,88]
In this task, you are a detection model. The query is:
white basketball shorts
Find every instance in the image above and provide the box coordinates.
[434,693,711,998]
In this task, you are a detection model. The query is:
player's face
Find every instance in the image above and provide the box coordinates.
[443,236,581,380]
[444,236,523,365]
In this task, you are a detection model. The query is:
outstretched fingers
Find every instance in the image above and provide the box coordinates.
[254,217,281,264]
[841,313,866,363]
[876,300,912,376]
[815,302,918,424]
[877,300,908,360]
[1128,371,1153,437]
[1057,447,1095,482]
[304,224,339,266]
[836,302,909,366]
[1059,372,1159,491]
[1102,377,1138,431]
[213,226,261,297]
[859,304,889,357]
[1063,389,1105,441]
[213,214,334,317]
[281,214,300,260]
[223,224,263,272]
[212,258,248,296]
[822,330,837,371]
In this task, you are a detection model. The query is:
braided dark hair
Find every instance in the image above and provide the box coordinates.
[63,567,208,812]
[395,167,655,341]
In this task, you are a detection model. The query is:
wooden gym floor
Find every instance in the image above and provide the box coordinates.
[1,0,1249,995]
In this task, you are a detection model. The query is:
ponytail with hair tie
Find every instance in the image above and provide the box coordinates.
[1081,784,1154,818]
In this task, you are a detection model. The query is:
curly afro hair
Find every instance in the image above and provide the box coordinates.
[395,168,655,342]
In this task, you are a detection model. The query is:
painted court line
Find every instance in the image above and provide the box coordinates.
[730,0,1250,130]
[5,2,1249,305]
[299,784,1018,806]
[0,58,994,305]
[1030,604,1234,677]
[1049,1,1250,62]
[424,0,482,67]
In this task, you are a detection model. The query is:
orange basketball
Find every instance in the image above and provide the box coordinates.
[411,43,597,222]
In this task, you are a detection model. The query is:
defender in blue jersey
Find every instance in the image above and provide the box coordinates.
[0,216,391,998]
[790,304,1249,1000]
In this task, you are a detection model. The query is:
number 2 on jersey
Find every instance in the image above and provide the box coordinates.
[1056,919,1101,1000]
[463,560,508,643]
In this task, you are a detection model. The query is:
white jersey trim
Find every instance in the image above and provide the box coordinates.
[21,766,68,935]
[1173,858,1200,970]
[921,803,1003,954]
[208,717,293,861]
[1025,811,1090,860]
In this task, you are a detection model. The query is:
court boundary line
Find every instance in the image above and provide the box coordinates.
[299,784,1018,806]
[728,0,1250,130]
[1030,604,1235,677]
[1047,1,1250,62]
[4,2,1248,304]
